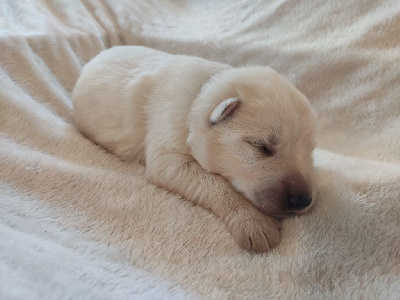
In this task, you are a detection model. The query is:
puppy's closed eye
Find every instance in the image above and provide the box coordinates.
[257,144,274,156]
[246,139,275,157]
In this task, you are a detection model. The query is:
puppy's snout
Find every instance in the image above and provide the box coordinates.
[288,194,312,211]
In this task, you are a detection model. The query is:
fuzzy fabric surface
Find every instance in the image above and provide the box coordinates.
[1,1,399,299]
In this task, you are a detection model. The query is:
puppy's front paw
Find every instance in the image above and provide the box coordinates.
[226,208,282,252]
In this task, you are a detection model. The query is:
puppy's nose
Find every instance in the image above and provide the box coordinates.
[288,195,312,211]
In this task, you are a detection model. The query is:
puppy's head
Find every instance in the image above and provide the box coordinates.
[188,66,316,217]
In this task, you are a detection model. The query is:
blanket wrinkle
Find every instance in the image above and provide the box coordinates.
[1,0,399,299]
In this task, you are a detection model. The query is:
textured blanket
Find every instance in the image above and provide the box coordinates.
[1,1,399,299]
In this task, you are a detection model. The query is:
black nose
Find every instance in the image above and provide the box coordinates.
[288,195,312,211]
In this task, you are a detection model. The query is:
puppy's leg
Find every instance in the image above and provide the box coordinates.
[146,152,281,252]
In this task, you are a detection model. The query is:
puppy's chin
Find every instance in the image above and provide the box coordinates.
[235,188,284,216]
[269,212,294,219]
[247,198,288,218]
[255,207,294,219]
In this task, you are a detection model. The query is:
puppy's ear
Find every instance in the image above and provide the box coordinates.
[209,97,240,125]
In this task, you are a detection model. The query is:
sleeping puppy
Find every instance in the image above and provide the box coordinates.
[72,46,316,252]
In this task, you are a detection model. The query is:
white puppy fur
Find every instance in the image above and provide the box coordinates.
[72,46,316,252]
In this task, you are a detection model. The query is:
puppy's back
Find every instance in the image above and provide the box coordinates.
[72,46,173,162]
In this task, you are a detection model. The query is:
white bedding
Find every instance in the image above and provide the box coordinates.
[1,1,399,299]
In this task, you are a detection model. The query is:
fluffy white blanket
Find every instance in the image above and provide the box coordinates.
[1,1,399,299]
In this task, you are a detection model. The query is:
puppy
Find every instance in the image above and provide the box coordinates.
[72,46,316,252]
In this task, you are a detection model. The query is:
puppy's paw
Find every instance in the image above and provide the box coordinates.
[226,208,282,252]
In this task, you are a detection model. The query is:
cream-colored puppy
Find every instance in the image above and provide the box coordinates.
[72,46,316,252]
